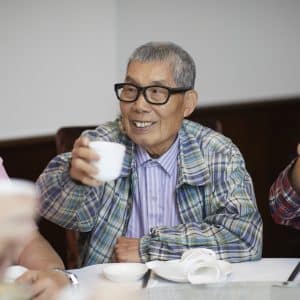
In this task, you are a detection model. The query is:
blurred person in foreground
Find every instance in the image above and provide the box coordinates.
[0,159,71,300]
[0,179,69,300]
[0,179,37,300]
[269,143,300,229]
[0,179,38,276]
[35,41,262,267]
[0,157,8,180]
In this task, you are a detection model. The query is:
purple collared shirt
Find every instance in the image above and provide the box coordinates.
[126,137,180,238]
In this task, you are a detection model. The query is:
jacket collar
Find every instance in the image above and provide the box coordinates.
[119,120,211,187]
[176,122,211,187]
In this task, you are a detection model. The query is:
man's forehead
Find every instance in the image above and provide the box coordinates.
[127,59,172,70]
[125,60,175,85]
[124,75,171,86]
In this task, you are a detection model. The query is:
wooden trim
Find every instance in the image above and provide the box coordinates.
[0,135,55,147]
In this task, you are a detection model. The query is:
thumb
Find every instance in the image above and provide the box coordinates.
[16,270,38,284]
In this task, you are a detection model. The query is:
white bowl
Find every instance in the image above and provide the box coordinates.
[102,263,148,282]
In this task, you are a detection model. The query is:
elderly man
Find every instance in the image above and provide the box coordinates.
[36,41,262,266]
[269,144,300,229]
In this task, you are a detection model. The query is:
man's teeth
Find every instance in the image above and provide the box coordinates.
[133,121,153,128]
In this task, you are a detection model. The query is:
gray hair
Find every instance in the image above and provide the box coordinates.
[127,41,196,88]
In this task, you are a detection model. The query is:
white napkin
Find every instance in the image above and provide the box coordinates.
[146,248,232,284]
[181,248,230,284]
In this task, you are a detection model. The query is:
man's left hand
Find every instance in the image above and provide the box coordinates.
[114,237,141,262]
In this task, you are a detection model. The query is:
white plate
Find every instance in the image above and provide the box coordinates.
[146,259,232,283]
[102,263,148,283]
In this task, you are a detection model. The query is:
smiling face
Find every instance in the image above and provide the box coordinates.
[120,60,197,157]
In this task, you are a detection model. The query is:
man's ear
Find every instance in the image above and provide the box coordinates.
[183,90,198,118]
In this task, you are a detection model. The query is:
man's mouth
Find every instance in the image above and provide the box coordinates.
[132,121,154,128]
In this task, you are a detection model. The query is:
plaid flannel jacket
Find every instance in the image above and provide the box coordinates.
[269,160,300,229]
[37,119,262,266]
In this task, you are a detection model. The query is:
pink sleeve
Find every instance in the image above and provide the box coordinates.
[269,160,300,229]
[0,157,9,179]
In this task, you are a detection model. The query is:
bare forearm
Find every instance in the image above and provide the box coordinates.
[17,232,64,270]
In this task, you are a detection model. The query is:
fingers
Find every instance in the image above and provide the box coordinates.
[30,279,48,300]
[28,279,58,300]
[16,270,38,284]
[70,137,102,186]
[73,136,89,148]
[81,175,103,187]
[70,156,98,178]
[70,165,102,187]
[113,237,141,263]
[115,236,140,245]
[72,137,99,162]
[16,271,41,299]
[114,248,139,262]
[16,270,69,300]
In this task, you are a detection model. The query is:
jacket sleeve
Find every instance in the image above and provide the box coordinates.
[139,145,262,263]
[0,157,9,179]
[269,160,300,229]
[37,153,103,232]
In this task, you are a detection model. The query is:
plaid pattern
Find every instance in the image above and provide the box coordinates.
[0,157,9,179]
[37,119,262,266]
[269,160,300,229]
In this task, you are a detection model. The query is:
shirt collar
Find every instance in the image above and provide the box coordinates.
[135,136,179,176]
[119,120,211,187]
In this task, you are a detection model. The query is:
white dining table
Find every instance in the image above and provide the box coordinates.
[71,258,300,285]
[58,258,300,300]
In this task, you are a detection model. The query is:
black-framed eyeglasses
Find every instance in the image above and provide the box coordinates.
[114,83,192,105]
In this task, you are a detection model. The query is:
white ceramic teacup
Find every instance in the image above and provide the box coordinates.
[89,141,125,182]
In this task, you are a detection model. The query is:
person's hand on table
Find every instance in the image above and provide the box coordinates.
[114,237,141,262]
[16,269,70,300]
[70,136,102,187]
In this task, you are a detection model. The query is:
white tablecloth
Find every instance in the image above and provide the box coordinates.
[57,258,300,300]
[71,258,300,287]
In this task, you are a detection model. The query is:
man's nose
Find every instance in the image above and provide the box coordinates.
[133,91,150,111]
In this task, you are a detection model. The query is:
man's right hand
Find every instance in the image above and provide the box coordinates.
[69,136,102,187]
